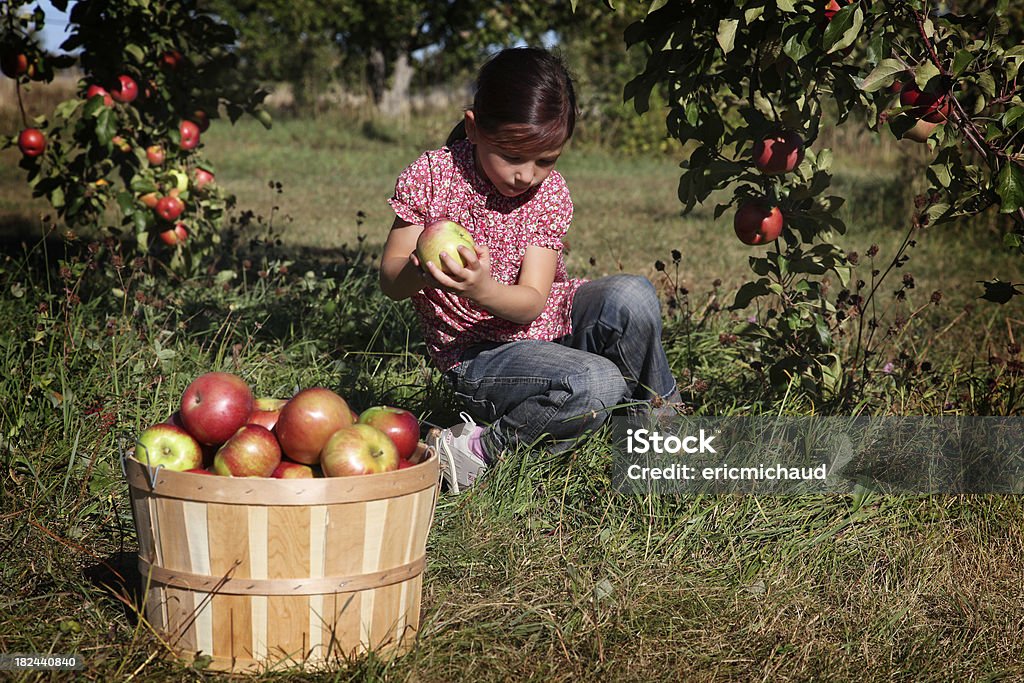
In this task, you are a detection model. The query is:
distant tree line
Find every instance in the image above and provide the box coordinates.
[196,1,649,118]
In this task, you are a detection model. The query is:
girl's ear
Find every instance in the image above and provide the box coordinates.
[463,110,479,143]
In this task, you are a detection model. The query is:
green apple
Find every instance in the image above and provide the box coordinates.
[135,423,204,471]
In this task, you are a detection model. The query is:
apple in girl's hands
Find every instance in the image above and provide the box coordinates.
[415,220,477,276]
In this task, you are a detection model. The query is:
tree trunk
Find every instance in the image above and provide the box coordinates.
[380,52,413,118]
[367,48,386,105]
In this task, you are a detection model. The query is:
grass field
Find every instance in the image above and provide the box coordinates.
[2,84,1023,681]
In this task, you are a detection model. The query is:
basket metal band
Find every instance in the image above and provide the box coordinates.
[138,555,426,596]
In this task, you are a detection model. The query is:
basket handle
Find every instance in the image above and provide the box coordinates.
[120,436,164,490]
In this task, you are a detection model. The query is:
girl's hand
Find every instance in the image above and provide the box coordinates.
[414,244,494,301]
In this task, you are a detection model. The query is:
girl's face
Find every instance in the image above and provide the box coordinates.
[464,111,563,198]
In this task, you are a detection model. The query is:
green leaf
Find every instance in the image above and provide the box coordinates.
[130,176,158,194]
[823,5,862,54]
[776,0,796,11]
[914,62,942,89]
[717,18,739,56]
[50,186,65,209]
[995,162,1024,213]
[125,43,145,64]
[83,96,106,118]
[951,49,974,77]
[648,0,668,13]
[858,58,905,93]
[1002,105,1024,128]
[978,71,996,98]
[782,25,814,62]
[95,109,116,146]
[730,279,772,310]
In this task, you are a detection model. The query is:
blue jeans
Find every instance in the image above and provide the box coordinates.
[445,275,678,455]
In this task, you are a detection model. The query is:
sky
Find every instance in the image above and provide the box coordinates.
[37,4,72,52]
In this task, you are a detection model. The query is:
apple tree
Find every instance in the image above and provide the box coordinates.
[1,0,270,272]
[583,0,1024,399]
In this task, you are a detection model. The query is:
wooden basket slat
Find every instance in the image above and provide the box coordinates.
[324,502,367,579]
[207,502,252,579]
[155,497,191,573]
[130,489,156,564]
[325,591,363,659]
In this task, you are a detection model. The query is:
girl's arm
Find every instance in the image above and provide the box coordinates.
[380,217,557,325]
[380,218,427,301]
[425,243,556,325]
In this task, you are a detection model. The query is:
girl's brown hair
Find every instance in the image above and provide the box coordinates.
[447,47,578,152]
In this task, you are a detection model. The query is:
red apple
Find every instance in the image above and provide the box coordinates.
[734,201,784,246]
[160,50,185,71]
[213,424,281,477]
[179,120,201,150]
[272,460,315,479]
[86,84,114,107]
[159,223,188,246]
[358,406,419,460]
[111,74,138,103]
[900,118,938,143]
[179,371,255,445]
[824,0,844,21]
[900,83,951,123]
[17,128,45,158]
[752,130,804,175]
[397,458,414,470]
[247,398,286,431]
[135,423,204,471]
[274,387,355,465]
[185,467,215,475]
[112,135,132,153]
[146,145,166,166]
[194,168,215,190]
[1,51,29,78]
[190,109,211,133]
[139,192,160,209]
[155,195,184,222]
[415,219,477,275]
[321,424,400,477]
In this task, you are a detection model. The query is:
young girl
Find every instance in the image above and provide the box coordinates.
[381,47,679,493]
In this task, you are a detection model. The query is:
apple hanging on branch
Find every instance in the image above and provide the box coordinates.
[752,130,805,176]
[1,50,29,78]
[898,82,951,123]
[159,223,188,246]
[155,195,185,222]
[179,120,201,150]
[17,128,46,158]
[110,74,138,104]
[734,201,784,246]
[85,83,114,107]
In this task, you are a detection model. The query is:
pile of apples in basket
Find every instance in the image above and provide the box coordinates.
[133,372,421,478]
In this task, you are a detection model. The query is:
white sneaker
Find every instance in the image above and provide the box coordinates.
[428,412,488,494]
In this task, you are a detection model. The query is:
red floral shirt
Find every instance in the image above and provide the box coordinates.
[388,138,585,371]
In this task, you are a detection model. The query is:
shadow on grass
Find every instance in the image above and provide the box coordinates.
[83,551,143,628]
